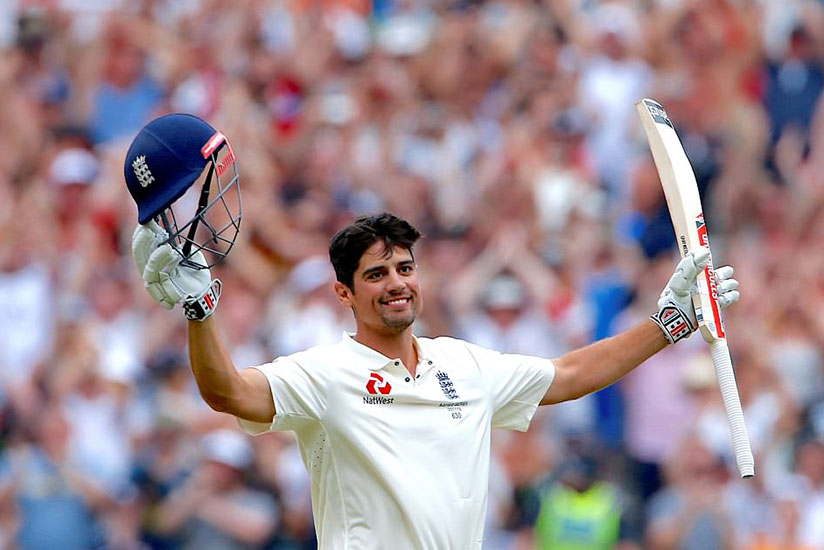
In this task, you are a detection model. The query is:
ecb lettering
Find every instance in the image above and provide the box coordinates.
[216,147,236,177]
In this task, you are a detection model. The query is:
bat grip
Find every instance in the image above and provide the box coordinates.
[709,339,755,478]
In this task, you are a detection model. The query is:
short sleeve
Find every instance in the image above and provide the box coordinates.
[238,356,327,435]
[466,343,555,431]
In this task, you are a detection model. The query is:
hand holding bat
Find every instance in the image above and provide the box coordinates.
[637,97,754,478]
[653,248,739,343]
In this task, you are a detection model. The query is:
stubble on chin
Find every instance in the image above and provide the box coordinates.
[379,311,415,332]
[378,299,421,333]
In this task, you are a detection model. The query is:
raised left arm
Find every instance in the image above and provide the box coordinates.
[542,320,667,404]
[542,249,739,405]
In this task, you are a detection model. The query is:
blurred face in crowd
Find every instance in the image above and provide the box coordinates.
[681,437,724,485]
[336,242,422,336]
[776,497,802,532]
[203,460,243,491]
[102,20,147,88]
[91,274,130,320]
[599,31,628,60]
[486,305,523,329]
[55,183,93,221]
[796,440,824,487]
[37,408,70,459]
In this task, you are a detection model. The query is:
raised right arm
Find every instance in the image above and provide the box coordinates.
[188,316,275,423]
[133,223,276,423]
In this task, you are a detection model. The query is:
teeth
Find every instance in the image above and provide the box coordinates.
[386,298,408,305]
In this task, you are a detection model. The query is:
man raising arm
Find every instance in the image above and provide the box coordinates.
[133,222,275,424]
[127,117,738,549]
[544,247,731,404]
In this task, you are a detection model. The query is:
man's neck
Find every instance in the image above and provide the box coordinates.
[354,328,418,377]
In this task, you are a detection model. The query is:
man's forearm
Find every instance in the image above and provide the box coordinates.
[543,321,669,404]
[188,316,245,412]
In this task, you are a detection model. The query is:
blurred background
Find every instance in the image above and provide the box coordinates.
[1,0,824,548]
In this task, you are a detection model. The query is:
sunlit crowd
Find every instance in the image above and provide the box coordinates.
[2,0,824,548]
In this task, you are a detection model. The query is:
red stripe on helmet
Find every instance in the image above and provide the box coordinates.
[201,131,227,158]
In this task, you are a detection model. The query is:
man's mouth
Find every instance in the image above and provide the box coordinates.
[381,297,411,307]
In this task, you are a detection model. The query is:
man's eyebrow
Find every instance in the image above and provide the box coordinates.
[361,259,415,278]
[361,265,387,278]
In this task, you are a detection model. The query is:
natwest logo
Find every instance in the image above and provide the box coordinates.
[366,372,392,395]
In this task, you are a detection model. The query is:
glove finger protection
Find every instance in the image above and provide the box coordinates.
[132,221,168,276]
[143,244,221,321]
[714,265,739,309]
[652,247,710,344]
[717,291,740,310]
[144,244,211,302]
[145,283,176,310]
[714,265,733,282]
[142,243,182,305]
[142,245,189,309]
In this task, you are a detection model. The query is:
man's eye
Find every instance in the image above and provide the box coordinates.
[367,272,383,280]
[400,265,413,274]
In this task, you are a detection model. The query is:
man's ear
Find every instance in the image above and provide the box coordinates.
[334,281,353,307]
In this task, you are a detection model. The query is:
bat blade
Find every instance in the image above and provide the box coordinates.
[636,98,755,478]
[635,99,723,342]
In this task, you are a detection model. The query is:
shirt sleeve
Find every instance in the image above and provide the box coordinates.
[237,356,327,435]
[466,342,555,431]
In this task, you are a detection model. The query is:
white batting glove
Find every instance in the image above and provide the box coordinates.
[142,244,222,321]
[133,222,222,321]
[652,248,709,343]
[132,220,169,276]
[142,244,221,321]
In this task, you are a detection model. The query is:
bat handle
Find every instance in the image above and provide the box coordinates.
[709,339,755,478]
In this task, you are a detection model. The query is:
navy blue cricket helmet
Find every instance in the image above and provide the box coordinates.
[124,113,242,268]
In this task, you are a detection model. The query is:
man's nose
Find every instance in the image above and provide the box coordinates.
[385,270,405,291]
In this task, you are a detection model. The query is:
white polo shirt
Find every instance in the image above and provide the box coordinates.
[239,333,554,550]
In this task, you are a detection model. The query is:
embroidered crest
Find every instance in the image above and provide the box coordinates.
[436,371,460,400]
[132,155,155,188]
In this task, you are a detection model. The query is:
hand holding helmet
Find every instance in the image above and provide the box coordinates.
[125,114,241,320]
[132,221,221,320]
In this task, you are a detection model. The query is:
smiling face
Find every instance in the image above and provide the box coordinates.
[335,241,422,337]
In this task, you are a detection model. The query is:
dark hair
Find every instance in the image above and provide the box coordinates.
[329,212,422,290]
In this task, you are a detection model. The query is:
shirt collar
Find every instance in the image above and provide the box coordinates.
[341,332,435,371]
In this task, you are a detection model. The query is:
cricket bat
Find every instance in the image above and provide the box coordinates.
[636,98,755,478]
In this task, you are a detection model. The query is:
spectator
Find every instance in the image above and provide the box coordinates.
[747,486,816,550]
[763,22,824,162]
[86,19,165,145]
[266,255,352,356]
[153,429,278,550]
[0,404,111,550]
[533,441,641,550]
[646,434,736,550]
[577,2,651,209]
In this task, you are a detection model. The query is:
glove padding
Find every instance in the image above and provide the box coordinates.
[132,222,221,321]
[132,220,169,275]
[652,248,740,344]
[652,248,708,343]
[714,265,739,309]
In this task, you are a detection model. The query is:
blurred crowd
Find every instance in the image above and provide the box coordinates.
[2,0,824,548]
